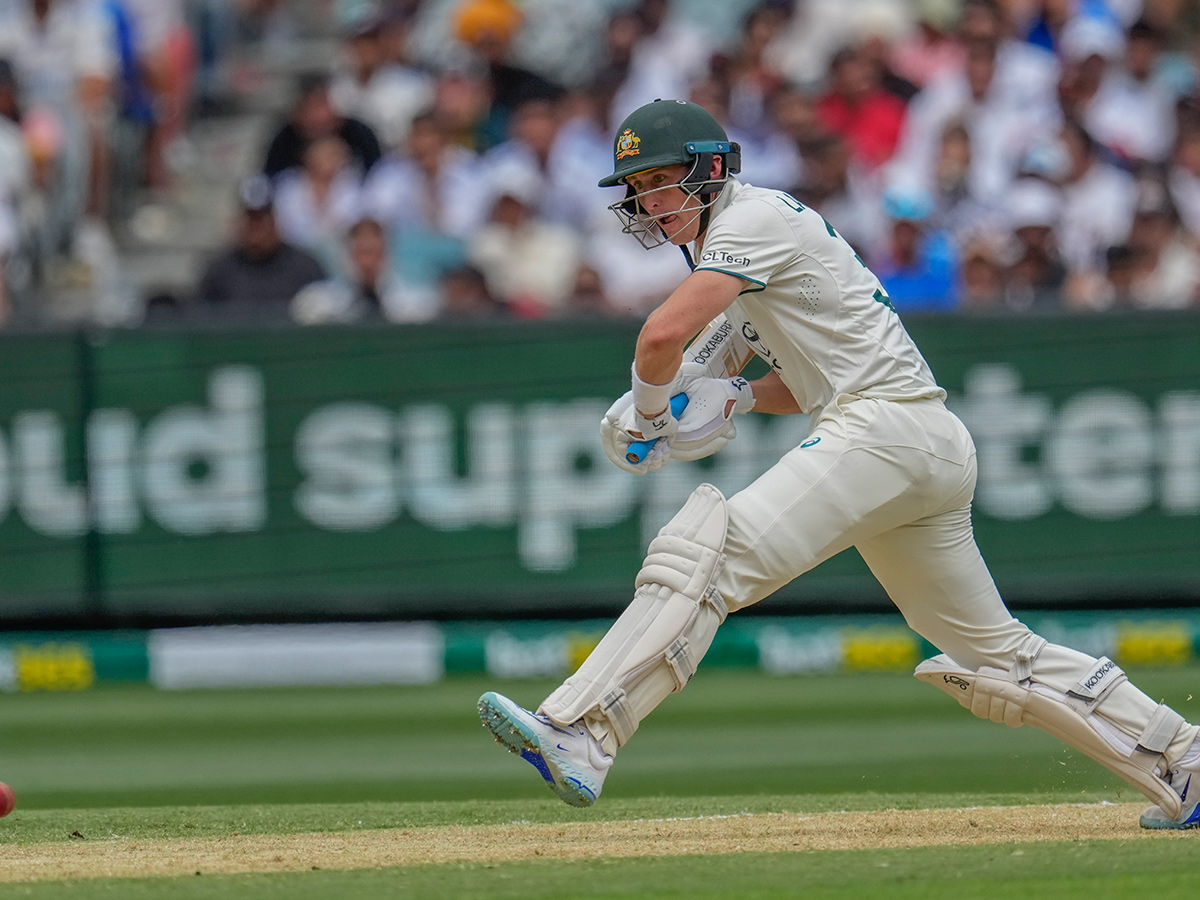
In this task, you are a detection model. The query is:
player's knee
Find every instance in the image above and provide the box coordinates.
[935,621,1042,675]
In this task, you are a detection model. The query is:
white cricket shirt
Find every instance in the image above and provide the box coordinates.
[694,179,946,416]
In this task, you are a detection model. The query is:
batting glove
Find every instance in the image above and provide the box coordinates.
[671,372,755,461]
[600,392,673,475]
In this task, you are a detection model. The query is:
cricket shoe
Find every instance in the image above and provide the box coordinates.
[1139,751,1200,830]
[478,691,612,807]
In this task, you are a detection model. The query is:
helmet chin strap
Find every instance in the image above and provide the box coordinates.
[676,205,712,272]
[676,156,721,270]
[686,152,724,242]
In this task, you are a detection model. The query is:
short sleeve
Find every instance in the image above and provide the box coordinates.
[73,4,119,81]
[694,198,797,292]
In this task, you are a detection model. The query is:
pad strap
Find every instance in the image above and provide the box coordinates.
[1136,704,1187,756]
[1064,657,1127,715]
[1009,633,1047,683]
[598,687,639,743]
[666,637,697,686]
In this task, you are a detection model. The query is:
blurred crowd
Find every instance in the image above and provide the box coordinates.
[3,0,1200,328]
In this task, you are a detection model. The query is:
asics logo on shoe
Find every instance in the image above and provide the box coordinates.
[1180,775,1191,805]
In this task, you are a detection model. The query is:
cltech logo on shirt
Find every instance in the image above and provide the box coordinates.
[700,250,751,266]
[801,437,821,448]
[615,129,641,159]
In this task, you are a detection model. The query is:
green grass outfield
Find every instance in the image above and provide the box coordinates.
[2,666,1199,897]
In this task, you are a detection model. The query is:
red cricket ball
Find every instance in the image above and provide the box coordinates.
[0,782,15,817]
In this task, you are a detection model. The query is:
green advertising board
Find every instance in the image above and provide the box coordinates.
[0,313,1197,623]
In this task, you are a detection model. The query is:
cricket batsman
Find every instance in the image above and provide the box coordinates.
[478,99,1200,830]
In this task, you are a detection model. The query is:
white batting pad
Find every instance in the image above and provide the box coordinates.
[916,653,1186,819]
[539,484,729,754]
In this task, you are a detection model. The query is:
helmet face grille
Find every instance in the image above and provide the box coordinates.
[600,101,737,249]
[606,162,728,249]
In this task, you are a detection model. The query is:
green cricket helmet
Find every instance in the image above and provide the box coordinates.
[599,99,742,248]
[599,99,741,188]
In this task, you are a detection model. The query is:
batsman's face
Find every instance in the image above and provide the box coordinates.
[626,164,704,245]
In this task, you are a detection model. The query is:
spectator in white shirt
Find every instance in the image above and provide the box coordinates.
[890,36,1060,207]
[1168,116,1200,239]
[480,97,564,222]
[626,0,713,97]
[330,11,435,151]
[1125,179,1200,309]
[1056,13,1125,122]
[958,0,1061,114]
[360,110,486,312]
[0,0,117,257]
[362,109,486,242]
[272,134,364,279]
[1056,118,1139,308]
[468,169,582,316]
[549,89,617,235]
[606,0,717,126]
[1083,19,1178,166]
[291,217,435,323]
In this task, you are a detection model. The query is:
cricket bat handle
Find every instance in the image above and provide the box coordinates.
[625,393,689,465]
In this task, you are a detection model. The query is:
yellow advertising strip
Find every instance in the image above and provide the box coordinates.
[13,643,96,691]
[1115,621,1192,667]
[841,627,921,673]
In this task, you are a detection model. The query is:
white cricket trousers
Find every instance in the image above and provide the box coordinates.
[717,394,1196,760]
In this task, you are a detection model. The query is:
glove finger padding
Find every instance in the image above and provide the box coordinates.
[603,390,635,425]
[601,393,672,475]
[672,361,710,394]
[672,419,735,461]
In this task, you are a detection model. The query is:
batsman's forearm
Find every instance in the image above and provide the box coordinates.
[633,316,688,407]
[748,371,802,414]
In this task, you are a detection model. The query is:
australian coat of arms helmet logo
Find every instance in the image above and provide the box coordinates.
[615,129,641,160]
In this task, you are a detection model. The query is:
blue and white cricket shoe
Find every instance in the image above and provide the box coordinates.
[478,691,612,808]
[1139,761,1200,830]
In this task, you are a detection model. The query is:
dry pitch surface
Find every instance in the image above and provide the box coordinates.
[3,802,1187,884]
